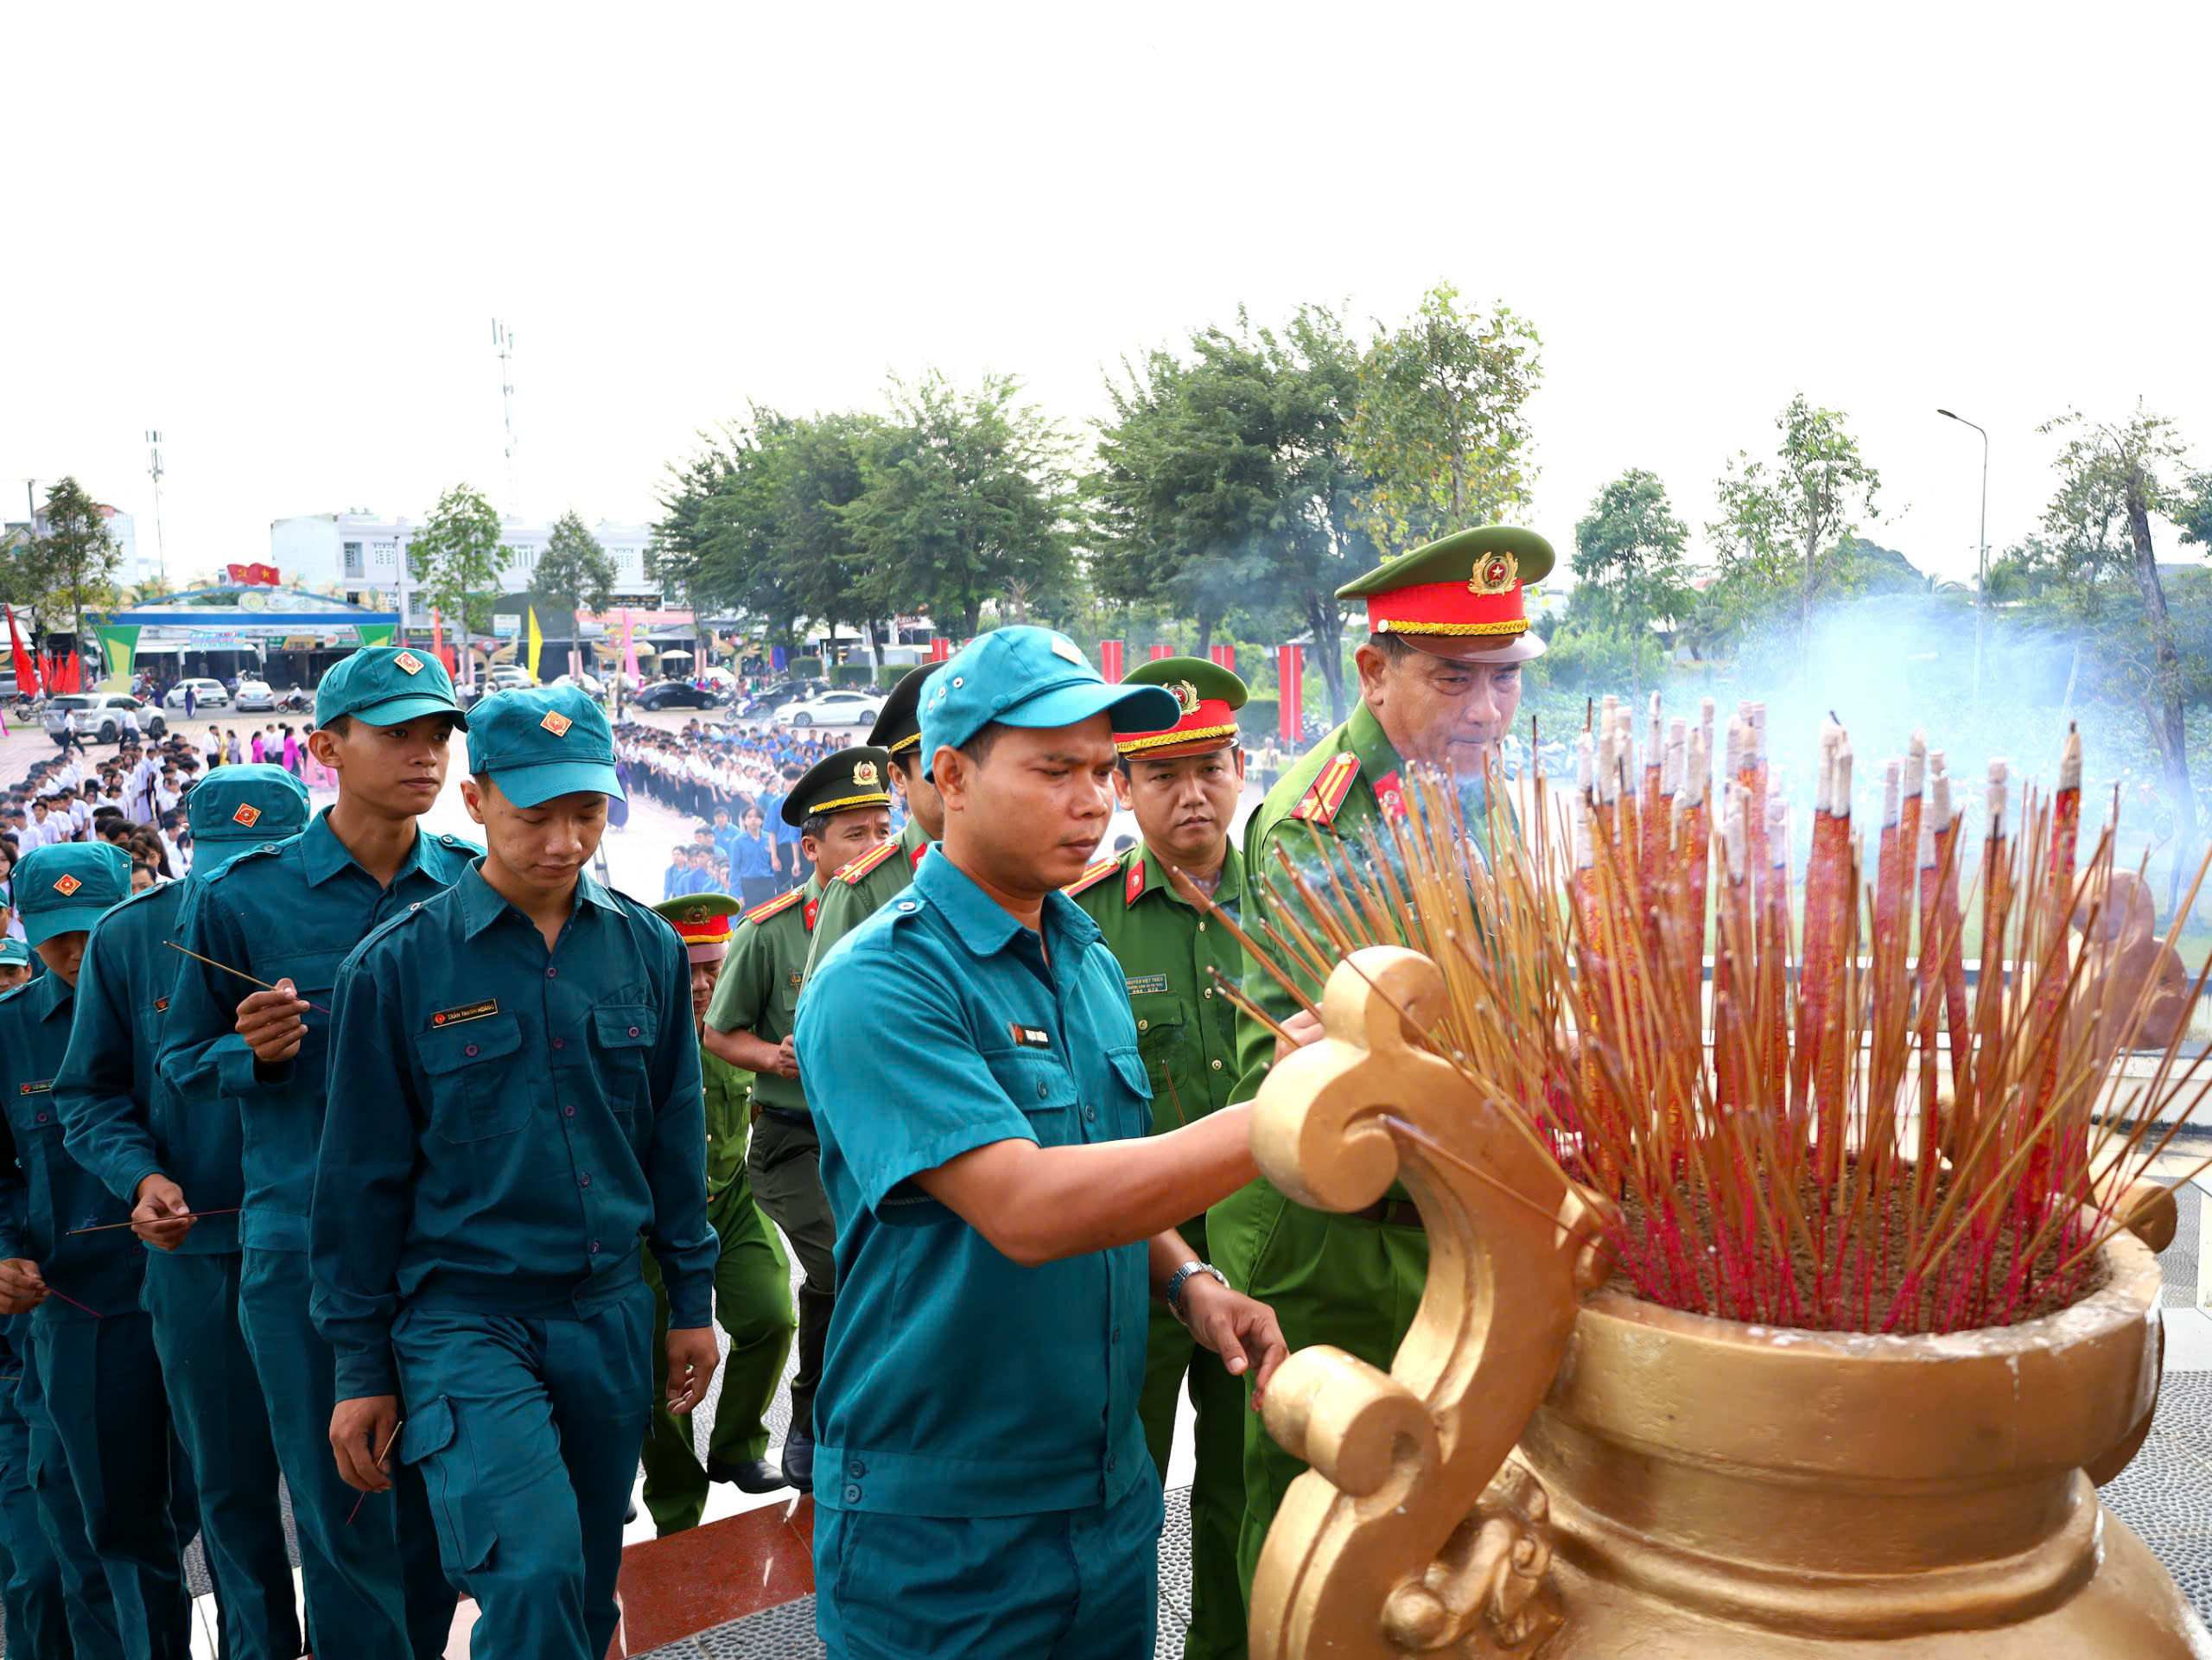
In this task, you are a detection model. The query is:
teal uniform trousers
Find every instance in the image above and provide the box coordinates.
[0,1317,112,1660]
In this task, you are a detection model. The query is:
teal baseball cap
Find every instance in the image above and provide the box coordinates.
[315,646,469,730]
[466,685,625,808]
[188,764,312,851]
[14,843,130,945]
[918,627,1179,782]
[0,939,30,969]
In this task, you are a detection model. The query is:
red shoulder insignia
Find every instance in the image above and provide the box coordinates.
[1124,858,1145,906]
[1290,753,1363,826]
[909,841,930,869]
[742,888,805,925]
[837,841,899,887]
[1374,769,1408,821]
[1064,857,1121,899]
[804,898,819,932]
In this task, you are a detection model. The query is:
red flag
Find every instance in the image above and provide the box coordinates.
[928,636,952,662]
[1277,646,1303,744]
[6,607,37,695]
[1097,640,1124,683]
[1147,644,1172,661]
[1211,643,1236,672]
[430,608,454,675]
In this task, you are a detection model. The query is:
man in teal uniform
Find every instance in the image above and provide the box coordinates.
[0,939,30,992]
[640,891,797,1530]
[0,1313,90,1659]
[56,764,309,1660]
[159,646,472,1660]
[0,840,192,1657]
[703,745,893,1493]
[1211,526,1548,1597]
[313,685,720,1660]
[803,664,944,976]
[796,626,1287,1659]
[1063,656,1249,1660]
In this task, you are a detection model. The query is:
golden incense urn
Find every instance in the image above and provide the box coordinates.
[1247,949,2210,1659]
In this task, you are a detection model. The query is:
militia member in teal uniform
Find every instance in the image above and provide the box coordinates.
[803,664,944,977]
[0,841,194,1657]
[313,685,720,1660]
[1063,656,1250,1660]
[702,745,893,1492]
[0,938,29,992]
[1211,526,1548,1596]
[56,764,310,1660]
[160,646,471,1660]
[797,626,1287,1660]
[640,891,798,1531]
[0,1311,97,1659]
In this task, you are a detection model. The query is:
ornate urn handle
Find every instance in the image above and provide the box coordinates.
[1249,947,1611,1659]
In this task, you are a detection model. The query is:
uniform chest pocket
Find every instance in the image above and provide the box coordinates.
[1105,1046,1156,1140]
[1128,992,1188,1074]
[590,1006,658,1117]
[415,1015,528,1142]
[983,1047,1079,1142]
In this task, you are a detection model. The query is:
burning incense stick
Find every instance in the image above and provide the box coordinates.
[163,941,332,1014]
[66,1209,241,1237]
[344,1418,407,1526]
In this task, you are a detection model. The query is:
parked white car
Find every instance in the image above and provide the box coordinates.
[162,677,232,710]
[45,694,165,745]
[776,689,885,728]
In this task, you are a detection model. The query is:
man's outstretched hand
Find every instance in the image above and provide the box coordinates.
[1180,1278,1289,1409]
[330,1395,400,1494]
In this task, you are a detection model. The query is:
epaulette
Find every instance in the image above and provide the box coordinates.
[192,841,287,887]
[837,841,899,887]
[0,982,33,1007]
[1289,752,1363,827]
[743,887,807,926]
[433,832,484,858]
[1064,857,1121,899]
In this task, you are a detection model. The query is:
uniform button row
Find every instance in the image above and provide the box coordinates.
[545,967,557,980]
[1036,1081,1048,1100]
[552,1038,565,1051]
[1210,1059,1223,1071]
[563,1105,576,1118]
[849,1458,866,1478]
[843,1483,863,1503]
[589,1240,600,1254]
[579,1173,591,1188]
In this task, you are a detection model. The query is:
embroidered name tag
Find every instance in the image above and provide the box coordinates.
[1007,1022,1052,1050]
[1123,974,1168,996]
[18,1080,53,1095]
[430,999,499,1027]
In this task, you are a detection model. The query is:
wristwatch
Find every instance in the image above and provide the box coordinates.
[1164,1260,1229,1324]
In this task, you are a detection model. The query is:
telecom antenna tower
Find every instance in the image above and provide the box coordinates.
[493,319,518,512]
[145,429,168,581]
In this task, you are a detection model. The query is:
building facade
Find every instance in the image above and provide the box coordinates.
[268,511,661,624]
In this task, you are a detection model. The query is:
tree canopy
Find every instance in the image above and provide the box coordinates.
[537,511,617,618]
[407,483,505,633]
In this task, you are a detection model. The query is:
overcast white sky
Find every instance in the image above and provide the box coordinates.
[7,2,2209,593]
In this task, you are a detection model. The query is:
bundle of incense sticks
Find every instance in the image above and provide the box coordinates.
[1190,700,2212,1337]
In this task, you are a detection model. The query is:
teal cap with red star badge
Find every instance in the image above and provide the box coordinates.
[13,842,130,945]
[467,685,624,808]
[315,645,470,729]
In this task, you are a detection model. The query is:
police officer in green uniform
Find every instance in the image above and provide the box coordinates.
[796,626,1288,1660]
[1062,656,1250,1660]
[702,746,893,1492]
[159,646,473,1660]
[803,664,944,977]
[639,891,798,1531]
[0,841,193,1657]
[1211,526,1548,1597]
[314,684,721,1660]
[58,763,309,1660]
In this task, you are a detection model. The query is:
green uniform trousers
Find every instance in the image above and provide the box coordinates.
[640,1175,796,1534]
[1139,1217,1249,1660]
[239,1247,454,1660]
[29,1306,192,1658]
[392,1278,655,1660]
[1206,1180,1427,1598]
[143,1248,302,1660]
[815,1477,1164,1660]
[747,1110,836,1441]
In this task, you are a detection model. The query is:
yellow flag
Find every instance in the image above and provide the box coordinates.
[526,607,543,679]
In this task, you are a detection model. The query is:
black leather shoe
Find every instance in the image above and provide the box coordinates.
[708,1457,787,1493]
[780,1432,815,1493]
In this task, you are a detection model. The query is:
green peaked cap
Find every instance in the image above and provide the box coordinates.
[1119,656,1248,708]
[1335,525,1555,601]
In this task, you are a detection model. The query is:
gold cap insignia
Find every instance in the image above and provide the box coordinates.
[53,875,81,897]
[540,710,573,736]
[854,760,880,787]
[232,804,262,827]
[686,906,709,921]
[1469,551,1520,595]
[1168,680,1200,717]
[394,651,424,676]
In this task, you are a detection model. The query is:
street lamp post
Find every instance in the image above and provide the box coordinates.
[1936,409,1989,707]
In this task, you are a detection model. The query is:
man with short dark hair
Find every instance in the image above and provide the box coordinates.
[796,627,1286,1657]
